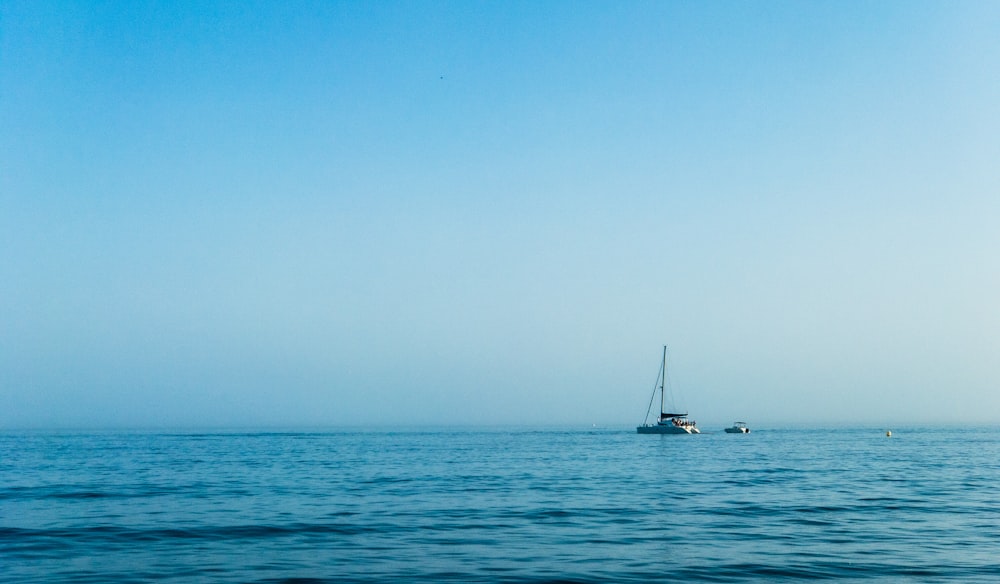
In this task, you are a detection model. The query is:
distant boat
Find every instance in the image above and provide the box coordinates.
[637,346,700,434]
[724,421,750,434]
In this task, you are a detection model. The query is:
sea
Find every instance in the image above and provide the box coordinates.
[2,426,999,583]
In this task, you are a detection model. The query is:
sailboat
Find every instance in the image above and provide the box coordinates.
[636,346,700,434]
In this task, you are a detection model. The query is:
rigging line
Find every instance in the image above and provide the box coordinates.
[663,346,679,413]
[642,359,663,425]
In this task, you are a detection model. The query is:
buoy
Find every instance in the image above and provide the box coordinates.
[886,430,892,437]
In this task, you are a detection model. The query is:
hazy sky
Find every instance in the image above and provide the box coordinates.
[3,1,998,429]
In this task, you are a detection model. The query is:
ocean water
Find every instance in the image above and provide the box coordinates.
[2,426,999,583]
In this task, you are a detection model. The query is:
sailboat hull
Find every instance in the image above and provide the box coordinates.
[636,424,699,434]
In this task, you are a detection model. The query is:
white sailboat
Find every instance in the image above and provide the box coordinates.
[636,346,700,434]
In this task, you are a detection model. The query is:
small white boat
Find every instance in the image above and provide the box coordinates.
[637,346,700,435]
[724,421,750,434]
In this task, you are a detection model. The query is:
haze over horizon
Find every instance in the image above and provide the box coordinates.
[3,1,998,430]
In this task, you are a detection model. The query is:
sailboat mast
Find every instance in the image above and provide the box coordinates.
[660,345,666,416]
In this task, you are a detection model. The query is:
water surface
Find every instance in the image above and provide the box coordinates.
[3,426,998,582]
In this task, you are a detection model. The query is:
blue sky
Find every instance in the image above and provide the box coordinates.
[2,1,998,428]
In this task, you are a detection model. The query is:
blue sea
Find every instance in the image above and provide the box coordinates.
[3,426,999,583]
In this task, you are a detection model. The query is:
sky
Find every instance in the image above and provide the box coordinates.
[2,1,998,429]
